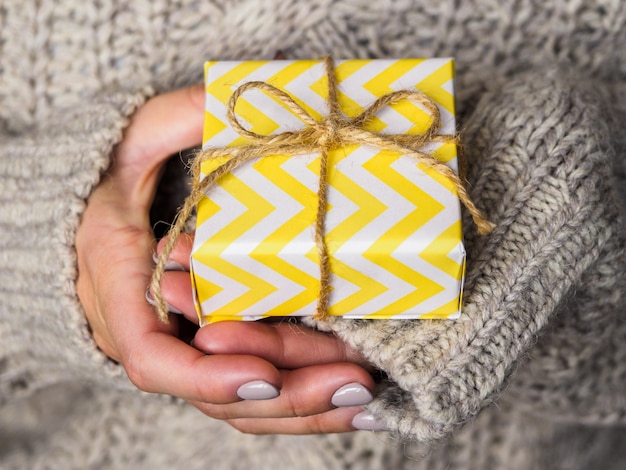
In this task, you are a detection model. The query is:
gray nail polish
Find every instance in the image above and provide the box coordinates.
[152,252,187,271]
[145,289,184,315]
[331,382,373,407]
[236,380,280,400]
[351,410,388,431]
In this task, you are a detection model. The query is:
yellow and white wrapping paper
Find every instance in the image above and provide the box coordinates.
[191,58,465,325]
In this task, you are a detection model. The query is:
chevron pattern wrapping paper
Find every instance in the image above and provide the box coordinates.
[191,58,466,325]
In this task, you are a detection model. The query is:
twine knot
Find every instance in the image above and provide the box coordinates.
[316,120,338,149]
[151,56,493,324]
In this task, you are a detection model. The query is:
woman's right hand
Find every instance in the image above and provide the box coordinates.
[154,233,384,434]
[77,84,381,435]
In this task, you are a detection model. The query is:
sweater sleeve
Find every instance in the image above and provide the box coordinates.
[501,79,626,425]
[306,71,626,444]
[0,90,149,405]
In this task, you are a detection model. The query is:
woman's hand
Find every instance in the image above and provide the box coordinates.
[76,85,380,434]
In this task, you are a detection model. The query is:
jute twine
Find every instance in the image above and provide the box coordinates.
[151,56,493,324]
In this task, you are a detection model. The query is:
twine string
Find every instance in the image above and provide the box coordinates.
[151,56,493,324]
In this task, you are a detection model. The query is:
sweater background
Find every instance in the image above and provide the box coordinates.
[1,1,625,468]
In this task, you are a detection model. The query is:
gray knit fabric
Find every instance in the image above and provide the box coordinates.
[1,1,625,469]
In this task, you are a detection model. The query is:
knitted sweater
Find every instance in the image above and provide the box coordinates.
[1,1,625,469]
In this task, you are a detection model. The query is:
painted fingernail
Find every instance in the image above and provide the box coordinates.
[236,380,280,400]
[145,289,183,315]
[152,252,187,271]
[331,382,373,407]
[351,410,388,431]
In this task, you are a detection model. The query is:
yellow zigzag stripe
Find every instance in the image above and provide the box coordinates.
[310,60,383,121]
[431,141,458,164]
[325,145,388,315]
[205,61,261,144]
[196,193,220,229]
[250,155,320,315]
[204,60,324,162]
[231,97,280,147]
[194,196,227,316]
[417,161,458,194]
[205,61,278,148]
[415,60,457,165]
[361,149,445,319]
[202,110,227,147]
[415,60,455,115]
[419,220,464,280]
[192,271,224,316]
[267,60,324,122]
[310,60,392,132]
[418,296,462,319]
[334,60,371,118]
[239,61,325,141]
[363,59,433,135]
[419,248,465,319]
[197,174,277,315]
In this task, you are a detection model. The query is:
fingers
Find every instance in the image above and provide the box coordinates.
[113,84,205,204]
[76,84,386,434]
[189,362,379,435]
[102,261,283,404]
[225,407,364,434]
[152,268,371,369]
[154,230,371,370]
[124,332,283,404]
[156,232,194,270]
[147,269,197,323]
[194,321,371,369]
[191,362,374,420]
[77,215,281,405]
[150,232,196,322]
[116,83,204,167]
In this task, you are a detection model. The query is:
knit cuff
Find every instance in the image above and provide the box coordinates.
[0,89,150,404]
[306,71,624,443]
[501,80,626,425]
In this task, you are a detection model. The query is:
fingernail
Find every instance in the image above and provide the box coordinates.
[152,252,187,271]
[145,289,183,315]
[351,410,388,431]
[331,382,373,407]
[236,380,280,400]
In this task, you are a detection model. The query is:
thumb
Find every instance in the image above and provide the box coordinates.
[112,84,205,201]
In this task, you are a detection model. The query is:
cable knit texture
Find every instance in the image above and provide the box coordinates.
[1,1,625,469]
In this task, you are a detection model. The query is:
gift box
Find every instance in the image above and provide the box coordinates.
[190,58,465,325]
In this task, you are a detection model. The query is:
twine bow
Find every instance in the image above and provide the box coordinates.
[151,56,493,323]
